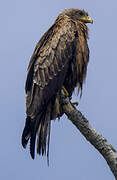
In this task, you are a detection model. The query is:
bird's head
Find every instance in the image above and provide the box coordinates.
[63,8,93,24]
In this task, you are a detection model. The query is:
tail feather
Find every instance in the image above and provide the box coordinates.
[38,127,42,155]
[22,116,31,148]
[40,113,46,156]
[37,113,48,156]
[43,120,49,155]
[21,95,61,163]
[30,120,37,159]
[37,106,51,163]
[37,123,42,155]
[47,120,51,166]
[29,112,43,159]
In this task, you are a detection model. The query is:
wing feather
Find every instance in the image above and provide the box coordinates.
[26,16,77,119]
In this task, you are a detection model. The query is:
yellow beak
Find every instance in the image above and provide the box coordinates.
[86,16,93,24]
[80,16,93,24]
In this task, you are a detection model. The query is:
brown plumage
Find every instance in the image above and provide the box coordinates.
[21,8,93,162]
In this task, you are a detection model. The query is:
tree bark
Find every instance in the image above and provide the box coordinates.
[60,90,117,179]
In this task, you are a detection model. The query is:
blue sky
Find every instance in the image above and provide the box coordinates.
[1,0,117,179]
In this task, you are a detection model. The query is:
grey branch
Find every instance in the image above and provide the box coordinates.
[60,90,117,179]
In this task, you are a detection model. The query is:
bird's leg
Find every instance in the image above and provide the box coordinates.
[62,86,69,97]
[61,86,78,107]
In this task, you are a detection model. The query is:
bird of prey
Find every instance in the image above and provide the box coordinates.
[21,8,93,162]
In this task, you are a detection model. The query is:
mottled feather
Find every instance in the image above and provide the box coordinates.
[22,8,91,161]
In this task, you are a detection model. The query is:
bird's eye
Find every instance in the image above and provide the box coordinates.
[79,12,84,16]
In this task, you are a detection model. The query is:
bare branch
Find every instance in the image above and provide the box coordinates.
[60,90,117,179]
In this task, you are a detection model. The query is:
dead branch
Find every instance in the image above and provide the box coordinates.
[60,90,117,179]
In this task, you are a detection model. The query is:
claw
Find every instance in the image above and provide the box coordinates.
[72,102,79,106]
